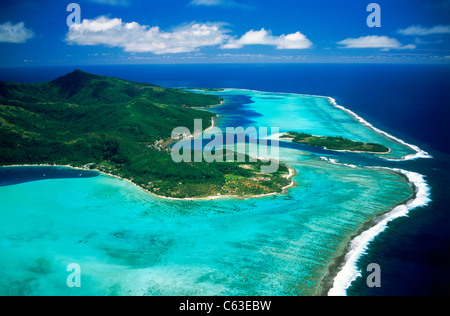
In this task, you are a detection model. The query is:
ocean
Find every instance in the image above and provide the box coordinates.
[0,63,449,296]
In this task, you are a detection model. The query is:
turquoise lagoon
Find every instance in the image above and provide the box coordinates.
[0,90,429,296]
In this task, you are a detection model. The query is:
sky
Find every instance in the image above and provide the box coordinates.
[0,0,449,66]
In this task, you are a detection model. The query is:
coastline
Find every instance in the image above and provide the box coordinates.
[0,109,296,202]
[1,88,433,296]
[0,163,297,202]
[212,88,433,296]
[219,88,431,161]
[164,97,224,146]
[136,88,432,294]
[190,99,226,109]
[274,133,392,155]
[326,97,431,161]
[139,164,296,201]
[315,162,431,296]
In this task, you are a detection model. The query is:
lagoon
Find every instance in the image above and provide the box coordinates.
[0,89,429,296]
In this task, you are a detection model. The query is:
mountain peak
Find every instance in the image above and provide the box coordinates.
[50,69,103,97]
[53,69,99,83]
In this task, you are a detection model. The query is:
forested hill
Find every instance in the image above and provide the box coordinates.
[0,70,291,198]
[0,69,222,107]
[0,69,220,163]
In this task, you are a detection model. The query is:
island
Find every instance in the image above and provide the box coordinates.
[0,70,293,199]
[184,88,226,92]
[281,132,390,154]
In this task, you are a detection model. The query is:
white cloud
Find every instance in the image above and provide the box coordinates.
[397,25,450,36]
[222,28,313,49]
[337,35,415,50]
[66,17,312,54]
[66,17,230,54]
[0,22,34,43]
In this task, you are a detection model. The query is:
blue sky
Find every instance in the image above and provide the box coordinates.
[0,0,449,66]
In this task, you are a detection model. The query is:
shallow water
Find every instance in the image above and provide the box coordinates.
[0,90,423,296]
[213,89,421,160]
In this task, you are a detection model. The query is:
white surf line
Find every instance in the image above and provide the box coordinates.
[206,89,432,161]
[200,88,432,294]
[326,163,431,296]
[319,156,359,169]
[325,97,432,161]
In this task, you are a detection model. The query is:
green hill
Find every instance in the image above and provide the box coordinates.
[0,70,224,107]
[0,70,291,198]
[282,132,390,154]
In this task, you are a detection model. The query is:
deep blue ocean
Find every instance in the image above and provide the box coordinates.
[1,63,449,295]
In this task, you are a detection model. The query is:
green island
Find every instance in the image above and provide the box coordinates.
[184,88,226,92]
[0,70,292,199]
[282,132,390,154]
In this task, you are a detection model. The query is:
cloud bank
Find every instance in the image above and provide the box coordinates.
[66,17,313,54]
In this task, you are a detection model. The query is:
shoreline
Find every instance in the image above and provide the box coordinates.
[212,88,433,296]
[315,161,431,296]
[0,100,294,202]
[275,133,392,155]
[0,105,296,201]
[168,97,224,144]
[325,147,392,155]
[1,88,433,296]
[0,163,297,202]
[190,99,226,109]
[218,88,431,161]
[326,97,431,160]
[140,164,296,201]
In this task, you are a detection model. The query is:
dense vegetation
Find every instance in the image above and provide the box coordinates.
[0,70,291,198]
[283,132,390,153]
